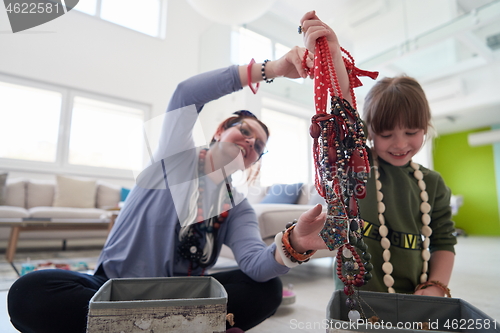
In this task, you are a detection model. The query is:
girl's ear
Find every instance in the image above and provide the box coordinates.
[213,128,224,141]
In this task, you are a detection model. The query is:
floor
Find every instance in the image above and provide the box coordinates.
[0,236,499,333]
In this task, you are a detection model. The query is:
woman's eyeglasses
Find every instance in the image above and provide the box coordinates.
[230,120,268,159]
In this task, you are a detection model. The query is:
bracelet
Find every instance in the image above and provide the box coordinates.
[247,58,260,94]
[261,59,274,83]
[275,232,299,268]
[415,280,451,297]
[282,224,316,263]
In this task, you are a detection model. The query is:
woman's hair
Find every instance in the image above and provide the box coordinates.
[363,76,432,135]
[210,110,269,184]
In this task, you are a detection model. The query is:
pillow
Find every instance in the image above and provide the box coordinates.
[53,175,97,208]
[27,179,55,208]
[120,187,131,202]
[260,183,303,204]
[0,172,7,206]
[96,182,121,209]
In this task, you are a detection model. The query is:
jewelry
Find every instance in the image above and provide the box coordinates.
[282,223,316,263]
[261,59,274,83]
[374,160,432,292]
[415,280,451,297]
[178,149,231,275]
[298,25,303,34]
[304,37,377,320]
[247,58,259,94]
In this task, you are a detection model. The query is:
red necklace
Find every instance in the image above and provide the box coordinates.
[304,37,378,320]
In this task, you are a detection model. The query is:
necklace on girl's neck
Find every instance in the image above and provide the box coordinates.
[373,159,432,292]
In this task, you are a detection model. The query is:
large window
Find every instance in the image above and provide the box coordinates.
[260,107,311,187]
[74,0,165,38]
[0,75,147,178]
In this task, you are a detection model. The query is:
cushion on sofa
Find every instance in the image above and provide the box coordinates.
[260,183,303,204]
[0,206,29,218]
[96,182,121,209]
[53,175,97,208]
[0,172,7,205]
[27,179,55,209]
[5,178,26,208]
[29,207,106,219]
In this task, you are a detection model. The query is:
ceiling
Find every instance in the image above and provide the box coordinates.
[264,0,500,136]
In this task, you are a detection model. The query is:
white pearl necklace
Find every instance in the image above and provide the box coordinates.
[374,160,432,293]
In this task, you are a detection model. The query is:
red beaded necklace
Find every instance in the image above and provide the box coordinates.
[178,148,232,276]
[304,37,378,320]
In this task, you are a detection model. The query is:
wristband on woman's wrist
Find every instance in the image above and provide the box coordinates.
[275,220,316,268]
[247,58,260,94]
[261,59,274,83]
[415,280,451,297]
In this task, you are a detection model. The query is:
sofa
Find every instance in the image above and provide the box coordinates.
[0,174,123,262]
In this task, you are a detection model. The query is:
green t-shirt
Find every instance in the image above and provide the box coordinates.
[335,155,457,294]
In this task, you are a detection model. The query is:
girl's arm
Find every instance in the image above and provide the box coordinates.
[414,250,455,296]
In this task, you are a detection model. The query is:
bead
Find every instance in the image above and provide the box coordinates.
[344,261,355,271]
[382,262,393,274]
[420,191,429,202]
[378,213,385,225]
[388,287,396,293]
[418,180,426,191]
[410,161,419,170]
[421,213,431,225]
[357,240,367,251]
[342,247,353,258]
[420,202,431,214]
[346,297,357,309]
[381,237,391,249]
[377,201,386,214]
[344,285,354,296]
[348,310,361,321]
[422,225,432,237]
[423,237,430,249]
[363,272,372,281]
[420,273,428,284]
[422,260,428,273]
[413,170,423,180]
[362,252,371,261]
[376,180,382,190]
[383,249,391,261]
[383,274,394,287]
[421,248,431,261]
[379,225,389,237]
[354,278,364,287]
[376,190,384,202]
[350,219,359,232]
[364,263,373,271]
[309,123,321,138]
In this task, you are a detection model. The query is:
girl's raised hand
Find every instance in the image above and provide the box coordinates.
[300,10,340,54]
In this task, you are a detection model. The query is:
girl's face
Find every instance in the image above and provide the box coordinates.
[372,126,425,166]
[214,118,268,169]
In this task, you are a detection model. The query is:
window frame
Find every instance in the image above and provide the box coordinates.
[0,73,149,180]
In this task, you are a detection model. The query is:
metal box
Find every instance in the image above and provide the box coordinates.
[87,276,227,333]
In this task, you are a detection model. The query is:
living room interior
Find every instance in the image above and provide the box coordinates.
[1,0,500,332]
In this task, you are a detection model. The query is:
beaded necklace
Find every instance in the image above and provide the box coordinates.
[374,159,432,292]
[304,37,378,320]
[178,148,232,275]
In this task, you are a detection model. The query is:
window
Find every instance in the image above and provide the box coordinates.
[74,0,165,37]
[231,27,273,64]
[260,108,311,187]
[0,81,62,163]
[0,75,148,178]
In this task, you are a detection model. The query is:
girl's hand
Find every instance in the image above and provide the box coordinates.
[300,10,341,56]
[414,286,446,297]
[266,46,314,79]
[289,204,328,252]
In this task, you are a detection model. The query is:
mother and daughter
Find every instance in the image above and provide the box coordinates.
[8,10,455,333]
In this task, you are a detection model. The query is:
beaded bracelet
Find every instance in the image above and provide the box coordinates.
[261,59,274,83]
[282,224,316,263]
[274,232,299,268]
[247,58,260,94]
[415,280,451,297]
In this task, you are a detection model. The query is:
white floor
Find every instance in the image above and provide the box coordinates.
[1,236,499,332]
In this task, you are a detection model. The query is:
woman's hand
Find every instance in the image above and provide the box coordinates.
[266,46,314,79]
[289,204,328,252]
[300,10,341,55]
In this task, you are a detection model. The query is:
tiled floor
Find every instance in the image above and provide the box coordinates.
[1,236,499,333]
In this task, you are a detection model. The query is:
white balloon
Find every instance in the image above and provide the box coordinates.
[187,0,277,25]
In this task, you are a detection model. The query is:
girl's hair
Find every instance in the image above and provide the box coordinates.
[363,76,432,135]
[210,110,269,184]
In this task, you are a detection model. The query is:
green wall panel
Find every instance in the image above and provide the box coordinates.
[433,128,500,235]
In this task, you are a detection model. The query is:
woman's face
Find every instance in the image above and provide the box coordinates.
[214,118,268,169]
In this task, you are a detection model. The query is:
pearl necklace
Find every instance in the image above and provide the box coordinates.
[374,159,432,293]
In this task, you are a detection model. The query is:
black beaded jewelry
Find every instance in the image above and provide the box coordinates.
[261,59,274,83]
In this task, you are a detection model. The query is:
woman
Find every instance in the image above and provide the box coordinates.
[8,46,330,333]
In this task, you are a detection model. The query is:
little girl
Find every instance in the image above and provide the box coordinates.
[301,11,456,296]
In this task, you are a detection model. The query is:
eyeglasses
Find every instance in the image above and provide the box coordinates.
[231,120,268,159]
